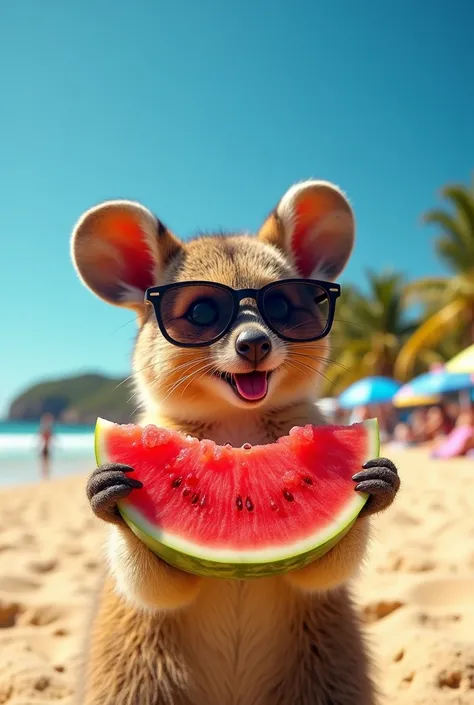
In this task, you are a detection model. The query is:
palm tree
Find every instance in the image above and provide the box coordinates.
[323,270,420,395]
[395,177,474,380]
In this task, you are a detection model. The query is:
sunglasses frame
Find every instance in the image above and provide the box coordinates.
[145,278,341,348]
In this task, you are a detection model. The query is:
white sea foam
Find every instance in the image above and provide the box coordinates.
[0,432,94,456]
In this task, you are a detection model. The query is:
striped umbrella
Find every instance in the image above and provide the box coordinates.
[394,369,474,408]
[446,344,474,374]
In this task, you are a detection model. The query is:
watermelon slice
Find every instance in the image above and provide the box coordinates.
[95,418,379,578]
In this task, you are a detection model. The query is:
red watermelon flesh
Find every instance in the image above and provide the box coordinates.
[95,418,379,578]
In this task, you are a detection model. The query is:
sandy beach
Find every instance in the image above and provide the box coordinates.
[0,448,473,704]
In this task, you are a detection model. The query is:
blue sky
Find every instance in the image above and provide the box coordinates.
[1,0,473,415]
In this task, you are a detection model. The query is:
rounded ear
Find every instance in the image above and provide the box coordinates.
[71,200,182,310]
[258,180,355,280]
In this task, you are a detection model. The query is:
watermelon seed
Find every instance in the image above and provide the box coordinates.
[191,492,200,504]
[245,497,254,511]
[302,476,313,485]
[283,489,294,502]
[182,488,191,497]
[242,443,251,450]
[269,498,279,511]
[236,495,243,511]
[171,476,183,488]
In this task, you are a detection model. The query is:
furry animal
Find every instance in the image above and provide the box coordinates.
[72,180,400,705]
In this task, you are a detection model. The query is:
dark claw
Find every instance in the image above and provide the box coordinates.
[352,467,398,485]
[87,462,137,479]
[362,457,397,472]
[86,463,142,525]
[355,479,394,494]
[86,468,142,500]
[353,457,400,517]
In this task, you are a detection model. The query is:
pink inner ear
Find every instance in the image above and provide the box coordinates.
[104,214,155,293]
[292,199,321,277]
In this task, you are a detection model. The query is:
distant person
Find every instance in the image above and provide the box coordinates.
[445,400,460,425]
[389,422,414,448]
[349,404,371,424]
[38,413,54,479]
[431,405,474,458]
[408,408,429,443]
[452,405,474,455]
[334,405,347,425]
[424,405,454,442]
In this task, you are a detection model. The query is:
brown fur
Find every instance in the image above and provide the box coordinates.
[72,181,377,704]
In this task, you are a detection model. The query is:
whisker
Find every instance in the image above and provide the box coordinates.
[284,360,313,385]
[331,318,367,330]
[114,352,210,394]
[291,352,351,373]
[162,361,215,401]
[112,361,157,392]
[284,359,338,394]
[169,357,212,380]
[299,342,353,354]
[129,401,145,419]
[277,318,324,336]
[126,390,140,405]
[284,358,338,390]
[111,312,148,334]
[180,362,216,397]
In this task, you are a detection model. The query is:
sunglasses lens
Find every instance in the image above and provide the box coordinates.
[159,284,234,345]
[262,282,330,341]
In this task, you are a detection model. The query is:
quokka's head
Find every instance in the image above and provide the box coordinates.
[71,181,354,421]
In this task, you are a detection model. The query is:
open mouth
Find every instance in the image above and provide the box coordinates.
[213,371,271,402]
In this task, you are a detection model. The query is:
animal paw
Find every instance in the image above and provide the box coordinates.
[352,458,400,517]
[86,464,143,524]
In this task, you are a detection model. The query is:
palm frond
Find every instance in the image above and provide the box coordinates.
[394,298,466,380]
[436,237,474,271]
[423,209,466,247]
[442,184,474,239]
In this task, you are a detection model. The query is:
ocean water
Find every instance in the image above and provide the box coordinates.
[0,421,95,485]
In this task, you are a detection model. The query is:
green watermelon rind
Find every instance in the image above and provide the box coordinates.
[94,417,379,579]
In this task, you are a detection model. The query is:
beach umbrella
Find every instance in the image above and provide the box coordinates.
[338,376,402,410]
[393,369,474,409]
[393,389,440,409]
[446,343,474,374]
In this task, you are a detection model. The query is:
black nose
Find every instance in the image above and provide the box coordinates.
[235,329,272,365]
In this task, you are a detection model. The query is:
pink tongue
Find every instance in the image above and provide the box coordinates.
[233,372,268,401]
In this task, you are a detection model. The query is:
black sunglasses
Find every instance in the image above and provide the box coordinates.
[145,278,341,348]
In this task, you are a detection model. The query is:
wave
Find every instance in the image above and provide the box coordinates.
[0,432,94,456]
